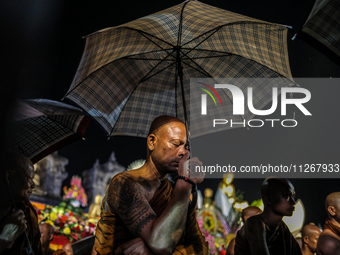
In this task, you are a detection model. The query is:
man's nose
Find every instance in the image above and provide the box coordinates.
[178,145,187,156]
[290,196,296,205]
[30,179,36,189]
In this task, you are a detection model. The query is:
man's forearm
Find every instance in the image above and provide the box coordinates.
[146,179,192,254]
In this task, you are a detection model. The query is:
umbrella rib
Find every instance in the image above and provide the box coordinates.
[140,61,177,83]
[177,0,190,46]
[181,26,222,56]
[181,60,213,78]
[138,50,176,83]
[181,58,245,123]
[125,57,174,61]
[182,21,284,47]
[182,54,232,60]
[136,29,175,52]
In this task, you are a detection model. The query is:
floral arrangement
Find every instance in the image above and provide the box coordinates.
[63,175,88,207]
[196,176,249,255]
[37,201,98,248]
[197,210,234,255]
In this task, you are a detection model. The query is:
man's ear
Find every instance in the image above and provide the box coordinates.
[303,236,309,244]
[147,134,156,151]
[328,206,336,216]
[49,233,54,241]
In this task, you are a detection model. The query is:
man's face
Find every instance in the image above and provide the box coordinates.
[150,121,188,173]
[271,183,296,217]
[39,224,52,246]
[307,229,321,252]
[63,243,73,255]
[11,158,35,201]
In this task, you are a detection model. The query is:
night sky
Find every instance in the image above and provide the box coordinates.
[1,0,340,228]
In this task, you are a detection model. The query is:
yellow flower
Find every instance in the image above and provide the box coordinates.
[45,220,54,227]
[63,227,71,235]
[50,212,58,221]
[79,225,84,231]
[72,192,77,198]
[88,219,96,224]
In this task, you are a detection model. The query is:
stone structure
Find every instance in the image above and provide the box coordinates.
[33,151,69,198]
[82,152,125,205]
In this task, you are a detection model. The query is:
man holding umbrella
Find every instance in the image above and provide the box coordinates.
[94,115,208,255]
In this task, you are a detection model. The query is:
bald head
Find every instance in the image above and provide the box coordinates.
[302,223,320,238]
[325,192,340,220]
[146,115,189,173]
[63,243,73,255]
[301,223,321,252]
[39,223,54,247]
[148,115,185,136]
[241,206,262,223]
[147,116,187,157]
[40,223,54,234]
[325,192,340,210]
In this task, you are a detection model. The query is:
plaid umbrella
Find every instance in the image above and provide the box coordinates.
[295,0,340,65]
[6,99,91,164]
[64,0,295,138]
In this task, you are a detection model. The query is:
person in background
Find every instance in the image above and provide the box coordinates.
[316,192,340,255]
[62,243,73,255]
[40,223,55,255]
[226,206,262,255]
[234,177,301,255]
[300,223,321,255]
[0,152,42,255]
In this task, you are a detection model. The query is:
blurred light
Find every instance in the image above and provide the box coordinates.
[240,201,249,210]
[223,173,234,185]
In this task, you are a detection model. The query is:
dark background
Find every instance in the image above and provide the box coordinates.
[1,0,340,228]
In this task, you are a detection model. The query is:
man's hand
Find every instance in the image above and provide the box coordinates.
[0,209,27,243]
[178,151,205,184]
[115,238,154,255]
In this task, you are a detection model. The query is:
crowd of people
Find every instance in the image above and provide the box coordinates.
[0,116,340,255]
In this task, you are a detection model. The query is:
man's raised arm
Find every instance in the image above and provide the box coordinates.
[108,157,204,254]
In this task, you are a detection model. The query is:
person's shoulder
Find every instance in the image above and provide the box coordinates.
[317,232,340,255]
[244,214,262,226]
[111,172,137,184]
[109,172,143,194]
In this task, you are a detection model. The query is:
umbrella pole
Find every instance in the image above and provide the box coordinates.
[176,52,198,210]
[175,46,190,152]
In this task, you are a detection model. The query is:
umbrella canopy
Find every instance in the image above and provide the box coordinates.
[6,99,91,164]
[296,0,340,65]
[64,0,295,138]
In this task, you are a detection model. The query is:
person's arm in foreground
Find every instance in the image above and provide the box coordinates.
[317,235,340,255]
[172,204,208,255]
[0,209,27,254]
[111,153,204,255]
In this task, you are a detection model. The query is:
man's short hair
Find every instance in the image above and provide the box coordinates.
[148,115,184,136]
[261,177,294,201]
